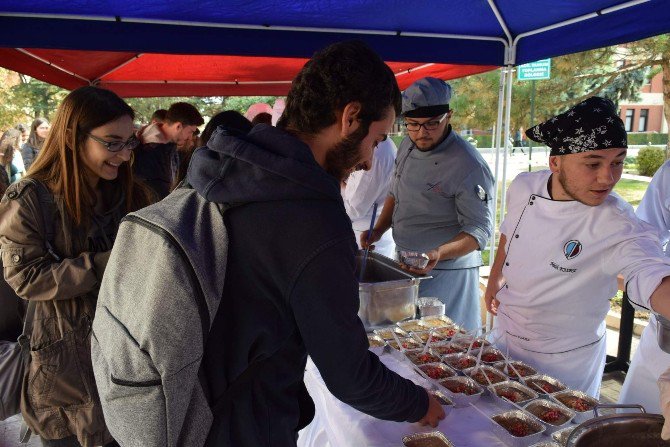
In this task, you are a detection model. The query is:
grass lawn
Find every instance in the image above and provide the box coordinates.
[612,178,649,207]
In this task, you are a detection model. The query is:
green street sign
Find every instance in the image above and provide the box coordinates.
[518,59,551,81]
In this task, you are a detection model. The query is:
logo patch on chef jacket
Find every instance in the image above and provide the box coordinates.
[563,240,582,260]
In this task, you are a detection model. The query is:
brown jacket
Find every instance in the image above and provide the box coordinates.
[0,179,126,446]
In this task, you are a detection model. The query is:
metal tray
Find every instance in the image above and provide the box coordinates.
[492,360,538,380]
[463,365,508,388]
[402,431,455,447]
[437,376,483,407]
[411,330,448,344]
[357,251,427,330]
[387,336,423,351]
[432,325,467,340]
[419,314,453,328]
[524,398,576,434]
[490,409,546,447]
[430,341,466,356]
[525,374,568,395]
[397,319,430,333]
[453,336,491,351]
[552,426,576,446]
[404,348,442,366]
[471,347,506,364]
[489,380,539,408]
[415,362,457,382]
[529,442,561,447]
[552,390,598,424]
[430,390,454,418]
[373,326,408,340]
[442,353,478,372]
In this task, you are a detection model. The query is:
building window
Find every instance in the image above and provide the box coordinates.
[638,109,649,132]
[625,109,635,132]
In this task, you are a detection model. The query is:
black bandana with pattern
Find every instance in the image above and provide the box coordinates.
[526,96,627,156]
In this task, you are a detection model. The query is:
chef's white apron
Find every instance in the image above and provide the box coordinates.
[494,171,670,398]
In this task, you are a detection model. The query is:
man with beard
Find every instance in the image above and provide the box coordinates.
[363,77,494,331]
[93,40,444,447]
[484,96,670,397]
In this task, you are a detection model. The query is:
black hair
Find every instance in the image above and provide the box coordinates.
[200,110,253,145]
[277,40,401,135]
[166,102,204,127]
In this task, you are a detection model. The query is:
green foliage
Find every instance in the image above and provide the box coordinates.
[627,133,668,145]
[637,146,666,176]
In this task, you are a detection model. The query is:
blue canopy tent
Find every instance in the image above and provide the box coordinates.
[1,0,669,231]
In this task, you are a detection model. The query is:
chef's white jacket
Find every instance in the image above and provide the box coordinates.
[342,138,396,259]
[619,159,670,412]
[494,170,670,396]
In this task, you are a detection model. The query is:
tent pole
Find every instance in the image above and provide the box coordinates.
[489,66,506,267]
[499,64,514,228]
[486,66,507,332]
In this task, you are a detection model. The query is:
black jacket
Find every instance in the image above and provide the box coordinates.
[133,124,178,200]
[188,125,428,447]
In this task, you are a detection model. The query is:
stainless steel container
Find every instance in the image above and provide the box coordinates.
[654,312,670,354]
[566,404,670,447]
[357,251,428,330]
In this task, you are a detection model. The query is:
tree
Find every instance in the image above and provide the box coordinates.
[448,35,670,152]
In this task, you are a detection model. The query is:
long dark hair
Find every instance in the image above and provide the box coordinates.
[0,129,21,167]
[29,86,152,226]
[27,117,48,150]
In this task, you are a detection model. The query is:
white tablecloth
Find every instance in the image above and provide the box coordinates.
[297,351,562,447]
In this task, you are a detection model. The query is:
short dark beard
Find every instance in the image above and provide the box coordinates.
[557,169,598,207]
[412,124,451,152]
[324,122,370,181]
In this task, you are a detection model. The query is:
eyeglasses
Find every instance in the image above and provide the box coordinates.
[404,113,448,132]
[88,134,140,153]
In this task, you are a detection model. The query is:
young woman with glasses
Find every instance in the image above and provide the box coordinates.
[0,86,152,447]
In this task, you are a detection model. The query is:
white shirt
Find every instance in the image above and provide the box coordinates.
[342,139,396,257]
[497,170,670,354]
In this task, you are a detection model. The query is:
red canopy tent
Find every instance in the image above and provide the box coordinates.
[0,48,496,97]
